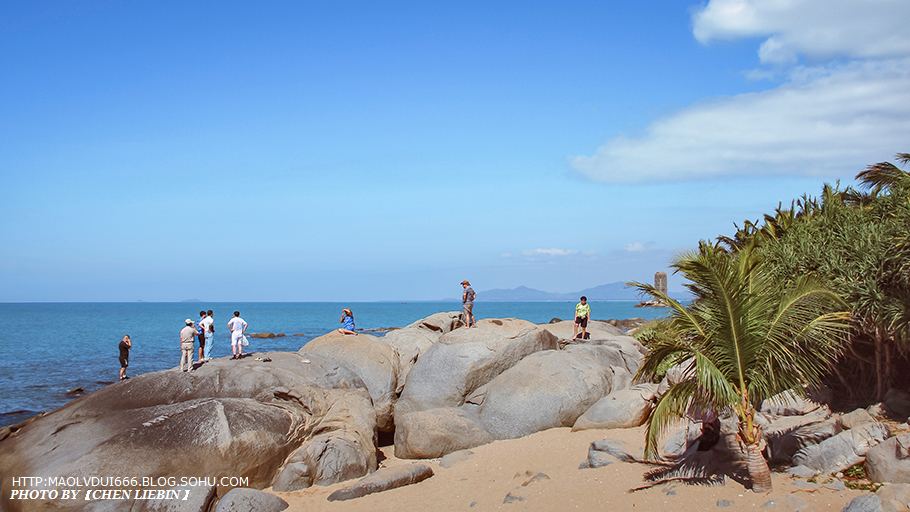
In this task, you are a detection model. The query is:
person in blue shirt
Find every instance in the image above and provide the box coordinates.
[338,308,358,335]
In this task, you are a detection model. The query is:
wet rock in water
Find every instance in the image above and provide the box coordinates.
[326,464,434,502]
[66,387,86,397]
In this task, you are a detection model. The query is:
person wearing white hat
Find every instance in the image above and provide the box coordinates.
[179,319,196,372]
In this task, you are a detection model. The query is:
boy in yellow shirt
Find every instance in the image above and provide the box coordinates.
[574,296,590,340]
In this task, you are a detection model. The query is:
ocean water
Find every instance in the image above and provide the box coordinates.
[0,301,667,428]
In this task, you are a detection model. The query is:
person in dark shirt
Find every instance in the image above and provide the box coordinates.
[118,335,132,381]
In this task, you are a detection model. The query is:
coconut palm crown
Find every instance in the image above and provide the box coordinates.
[631,241,850,492]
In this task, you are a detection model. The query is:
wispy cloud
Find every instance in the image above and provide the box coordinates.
[625,243,646,252]
[502,248,598,261]
[570,0,910,184]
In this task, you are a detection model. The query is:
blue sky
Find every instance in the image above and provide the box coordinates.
[2,1,909,302]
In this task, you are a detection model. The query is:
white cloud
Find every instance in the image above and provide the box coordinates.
[505,248,599,261]
[523,248,579,257]
[692,0,910,64]
[626,243,646,252]
[571,0,910,184]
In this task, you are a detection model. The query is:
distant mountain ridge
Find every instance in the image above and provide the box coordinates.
[473,282,686,302]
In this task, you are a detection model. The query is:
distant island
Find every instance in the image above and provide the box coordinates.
[448,282,688,302]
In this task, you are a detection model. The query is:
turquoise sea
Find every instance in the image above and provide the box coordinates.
[0,301,667,428]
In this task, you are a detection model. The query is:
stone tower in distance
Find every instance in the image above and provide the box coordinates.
[655,272,668,296]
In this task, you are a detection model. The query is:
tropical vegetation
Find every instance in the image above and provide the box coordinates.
[631,241,850,492]
[630,152,910,491]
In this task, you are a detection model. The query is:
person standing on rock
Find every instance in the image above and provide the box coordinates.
[196,310,207,364]
[338,308,358,335]
[180,319,196,372]
[462,280,476,329]
[574,296,590,340]
[202,309,215,360]
[118,335,131,381]
[228,311,248,360]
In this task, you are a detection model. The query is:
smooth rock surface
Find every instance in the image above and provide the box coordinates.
[395,407,494,459]
[477,345,641,439]
[866,432,910,484]
[793,422,891,473]
[214,488,288,512]
[300,332,399,431]
[572,384,656,431]
[326,464,434,501]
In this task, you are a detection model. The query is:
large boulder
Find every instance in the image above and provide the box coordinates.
[394,407,494,459]
[0,397,306,512]
[300,332,399,431]
[572,384,658,431]
[394,319,557,419]
[380,312,463,393]
[475,345,636,439]
[792,422,891,473]
[760,389,823,416]
[272,388,378,488]
[0,352,375,512]
[865,432,910,484]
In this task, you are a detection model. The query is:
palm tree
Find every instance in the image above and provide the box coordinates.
[632,241,850,492]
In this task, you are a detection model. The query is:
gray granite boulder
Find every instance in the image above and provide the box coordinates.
[572,384,657,431]
[273,388,377,487]
[132,485,217,512]
[0,395,306,512]
[840,408,877,430]
[394,319,558,419]
[840,494,898,512]
[214,488,288,512]
[380,312,463,393]
[582,438,644,468]
[865,432,910,484]
[765,410,838,464]
[475,345,639,439]
[326,464,434,501]
[884,389,910,419]
[792,422,891,473]
[300,331,399,431]
[394,407,494,459]
[760,389,822,416]
[876,484,910,510]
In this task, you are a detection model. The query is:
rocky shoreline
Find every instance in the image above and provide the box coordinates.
[1,312,908,512]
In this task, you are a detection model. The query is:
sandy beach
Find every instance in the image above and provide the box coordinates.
[272,425,868,512]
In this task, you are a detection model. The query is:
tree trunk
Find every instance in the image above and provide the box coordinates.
[875,326,885,402]
[746,442,772,493]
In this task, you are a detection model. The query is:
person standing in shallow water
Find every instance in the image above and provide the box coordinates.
[228,311,248,360]
[118,335,131,381]
[462,280,476,329]
[338,308,358,335]
[179,319,196,372]
[574,296,590,340]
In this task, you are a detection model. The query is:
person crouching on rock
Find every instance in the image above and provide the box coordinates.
[338,308,358,335]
